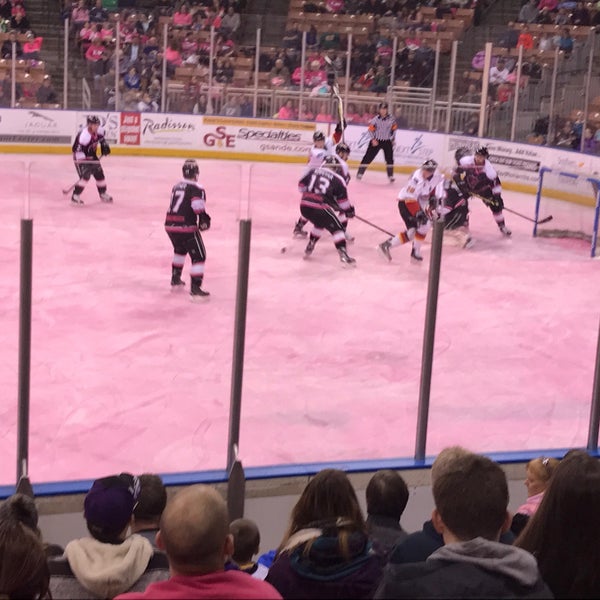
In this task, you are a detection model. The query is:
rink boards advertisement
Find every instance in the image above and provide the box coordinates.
[0,108,599,198]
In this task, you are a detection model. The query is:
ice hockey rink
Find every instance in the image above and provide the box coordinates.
[1,153,599,486]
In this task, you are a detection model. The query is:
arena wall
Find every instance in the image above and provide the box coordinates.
[2,108,600,204]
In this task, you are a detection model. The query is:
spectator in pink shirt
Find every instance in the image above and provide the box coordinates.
[276,99,297,120]
[326,0,345,13]
[511,456,559,536]
[173,3,193,28]
[22,30,43,60]
[72,0,89,32]
[538,0,558,12]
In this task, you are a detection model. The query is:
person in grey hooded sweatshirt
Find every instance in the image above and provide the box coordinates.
[375,452,553,599]
[48,473,170,599]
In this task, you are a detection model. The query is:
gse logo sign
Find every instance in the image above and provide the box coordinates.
[203,126,235,148]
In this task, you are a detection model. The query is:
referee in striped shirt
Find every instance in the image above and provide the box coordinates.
[357,102,398,183]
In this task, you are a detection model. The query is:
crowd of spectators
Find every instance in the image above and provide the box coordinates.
[1,446,599,598]
[0,0,58,107]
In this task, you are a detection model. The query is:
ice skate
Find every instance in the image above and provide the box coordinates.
[410,246,423,262]
[338,247,356,266]
[71,193,83,205]
[303,237,317,259]
[293,222,308,238]
[171,275,185,287]
[100,192,113,203]
[389,176,395,183]
[499,225,512,237]
[356,172,363,181]
[378,240,392,262]
[463,235,475,249]
[190,281,210,298]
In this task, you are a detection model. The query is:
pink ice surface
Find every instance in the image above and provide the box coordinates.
[0,154,598,485]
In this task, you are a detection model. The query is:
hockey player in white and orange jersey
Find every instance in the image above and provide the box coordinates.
[377,159,442,262]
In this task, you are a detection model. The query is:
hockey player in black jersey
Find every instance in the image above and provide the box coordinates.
[70,115,112,205]
[458,146,511,236]
[164,159,211,297]
[299,155,356,265]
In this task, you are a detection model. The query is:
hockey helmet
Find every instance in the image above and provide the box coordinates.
[421,159,438,171]
[321,155,343,174]
[335,142,350,158]
[378,101,389,110]
[454,146,470,164]
[475,146,490,159]
[87,115,101,125]
[313,131,325,142]
[182,159,199,180]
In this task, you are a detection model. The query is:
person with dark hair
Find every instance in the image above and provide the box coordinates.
[116,485,281,599]
[376,453,552,599]
[0,493,64,557]
[515,449,600,598]
[230,518,269,579]
[48,473,169,599]
[131,474,168,548]
[0,518,50,600]
[265,468,383,598]
[389,446,474,565]
[365,470,409,561]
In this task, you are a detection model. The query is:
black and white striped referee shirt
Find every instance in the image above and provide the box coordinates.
[367,114,398,141]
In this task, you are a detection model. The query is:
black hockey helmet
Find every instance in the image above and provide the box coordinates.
[321,155,343,174]
[182,159,199,179]
[87,115,101,125]
[475,146,489,159]
[454,146,470,164]
[378,101,389,110]
[313,131,325,142]
[421,159,438,171]
[336,142,350,158]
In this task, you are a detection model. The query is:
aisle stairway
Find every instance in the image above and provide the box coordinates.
[24,0,83,108]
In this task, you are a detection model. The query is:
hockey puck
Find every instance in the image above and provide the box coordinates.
[280,247,287,253]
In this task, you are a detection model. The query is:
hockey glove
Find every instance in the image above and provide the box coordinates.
[415,210,429,227]
[100,140,111,156]
[344,206,355,219]
[335,119,347,135]
[483,194,503,211]
[198,212,211,231]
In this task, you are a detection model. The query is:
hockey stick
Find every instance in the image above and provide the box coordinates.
[62,158,104,195]
[355,214,395,237]
[324,55,345,143]
[470,192,553,225]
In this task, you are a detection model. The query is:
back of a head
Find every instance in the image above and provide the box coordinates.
[526,456,559,489]
[366,470,409,521]
[160,485,229,574]
[433,453,508,541]
[0,518,49,600]
[289,469,365,533]
[84,473,140,543]
[230,518,260,564]
[133,474,167,524]
[0,494,39,535]
[430,446,473,485]
[516,450,600,597]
